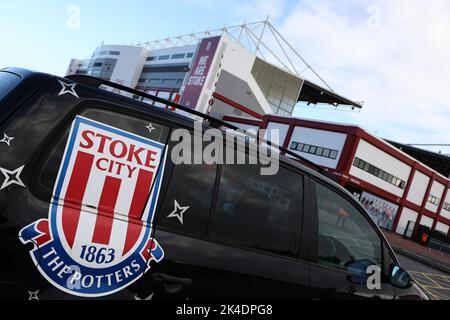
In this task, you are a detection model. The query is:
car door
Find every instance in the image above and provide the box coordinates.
[206,162,310,300]
[0,77,81,300]
[146,140,310,300]
[23,106,171,299]
[308,179,396,300]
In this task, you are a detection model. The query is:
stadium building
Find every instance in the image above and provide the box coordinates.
[67,20,362,119]
[67,20,449,240]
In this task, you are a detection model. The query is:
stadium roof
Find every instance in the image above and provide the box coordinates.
[136,19,363,111]
[300,79,362,109]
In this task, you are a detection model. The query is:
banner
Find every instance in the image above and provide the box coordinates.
[359,192,399,231]
[180,36,221,109]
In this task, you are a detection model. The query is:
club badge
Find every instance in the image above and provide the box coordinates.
[20,116,166,297]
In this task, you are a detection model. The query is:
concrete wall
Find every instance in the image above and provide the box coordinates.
[435,222,450,235]
[211,70,267,118]
[440,191,450,220]
[210,37,274,117]
[396,208,419,235]
[107,45,148,89]
[419,215,434,228]
[264,122,290,148]
[406,171,430,206]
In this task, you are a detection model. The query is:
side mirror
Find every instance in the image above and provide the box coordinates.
[390,264,413,289]
[346,260,372,285]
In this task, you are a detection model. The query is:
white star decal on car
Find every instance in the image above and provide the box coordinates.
[28,290,39,301]
[0,165,25,190]
[134,292,154,300]
[0,133,14,146]
[167,200,190,225]
[57,79,79,98]
[146,123,156,133]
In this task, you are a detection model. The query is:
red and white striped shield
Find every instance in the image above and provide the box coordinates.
[52,116,166,269]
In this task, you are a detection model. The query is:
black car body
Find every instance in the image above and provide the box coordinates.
[0,68,428,300]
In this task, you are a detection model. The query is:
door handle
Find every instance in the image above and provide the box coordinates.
[152,273,192,287]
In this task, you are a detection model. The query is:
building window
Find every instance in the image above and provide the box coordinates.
[149,79,161,85]
[109,51,120,56]
[186,52,194,58]
[162,79,176,84]
[289,141,339,160]
[290,142,299,150]
[158,55,170,61]
[427,194,440,206]
[329,150,338,159]
[443,202,450,212]
[171,53,186,59]
[93,62,103,67]
[146,56,157,61]
[353,157,406,190]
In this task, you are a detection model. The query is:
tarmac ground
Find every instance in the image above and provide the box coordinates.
[397,252,450,300]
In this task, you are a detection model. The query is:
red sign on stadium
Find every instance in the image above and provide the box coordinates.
[180,36,220,109]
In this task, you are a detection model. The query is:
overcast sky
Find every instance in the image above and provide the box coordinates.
[1,0,449,154]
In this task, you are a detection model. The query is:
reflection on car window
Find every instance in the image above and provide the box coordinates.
[315,182,382,272]
[0,72,21,101]
[211,163,302,257]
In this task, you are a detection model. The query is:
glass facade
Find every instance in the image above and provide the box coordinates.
[85,58,117,80]
[251,57,303,116]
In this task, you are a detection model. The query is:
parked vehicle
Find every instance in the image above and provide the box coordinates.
[0,68,428,300]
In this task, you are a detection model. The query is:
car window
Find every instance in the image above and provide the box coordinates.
[0,72,21,101]
[157,162,217,237]
[314,182,382,272]
[37,108,170,200]
[211,163,303,257]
